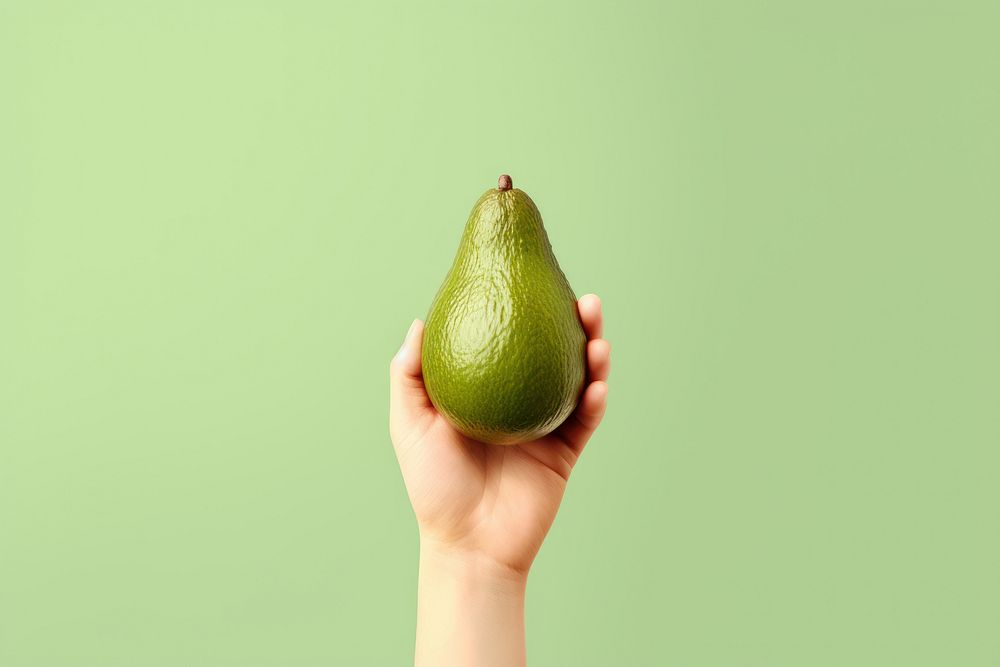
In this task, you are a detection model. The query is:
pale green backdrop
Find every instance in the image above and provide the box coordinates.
[2,1,998,665]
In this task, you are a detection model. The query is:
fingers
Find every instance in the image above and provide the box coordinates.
[587,338,611,382]
[556,294,611,455]
[578,294,603,340]
[389,320,433,432]
[555,380,608,454]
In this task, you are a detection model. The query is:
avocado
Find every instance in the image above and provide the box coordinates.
[422,175,586,445]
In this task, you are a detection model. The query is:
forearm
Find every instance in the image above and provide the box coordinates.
[415,542,528,667]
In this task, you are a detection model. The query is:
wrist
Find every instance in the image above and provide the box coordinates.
[415,539,527,667]
[419,538,529,589]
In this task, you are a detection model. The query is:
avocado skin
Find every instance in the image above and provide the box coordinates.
[422,184,586,445]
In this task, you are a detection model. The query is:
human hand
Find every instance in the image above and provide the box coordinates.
[389,294,611,575]
[390,294,610,666]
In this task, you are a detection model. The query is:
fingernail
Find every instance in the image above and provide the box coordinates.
[405,319,420,341]
[395,319,419,361]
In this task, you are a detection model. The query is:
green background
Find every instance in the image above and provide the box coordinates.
[2,1,998,665]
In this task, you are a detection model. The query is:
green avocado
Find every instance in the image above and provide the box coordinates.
[422,175,587,445]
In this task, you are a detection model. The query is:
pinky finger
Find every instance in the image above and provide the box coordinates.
[556,380,609,454]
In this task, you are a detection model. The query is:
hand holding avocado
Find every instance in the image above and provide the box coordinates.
[389,176,610,667]
[390,293,609,569]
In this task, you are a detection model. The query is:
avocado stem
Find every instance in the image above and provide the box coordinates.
[498,174,513,191]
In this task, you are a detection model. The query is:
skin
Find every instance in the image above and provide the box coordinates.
[389,294,611,667]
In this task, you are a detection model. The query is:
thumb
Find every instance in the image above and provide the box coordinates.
[389,319,432,434]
